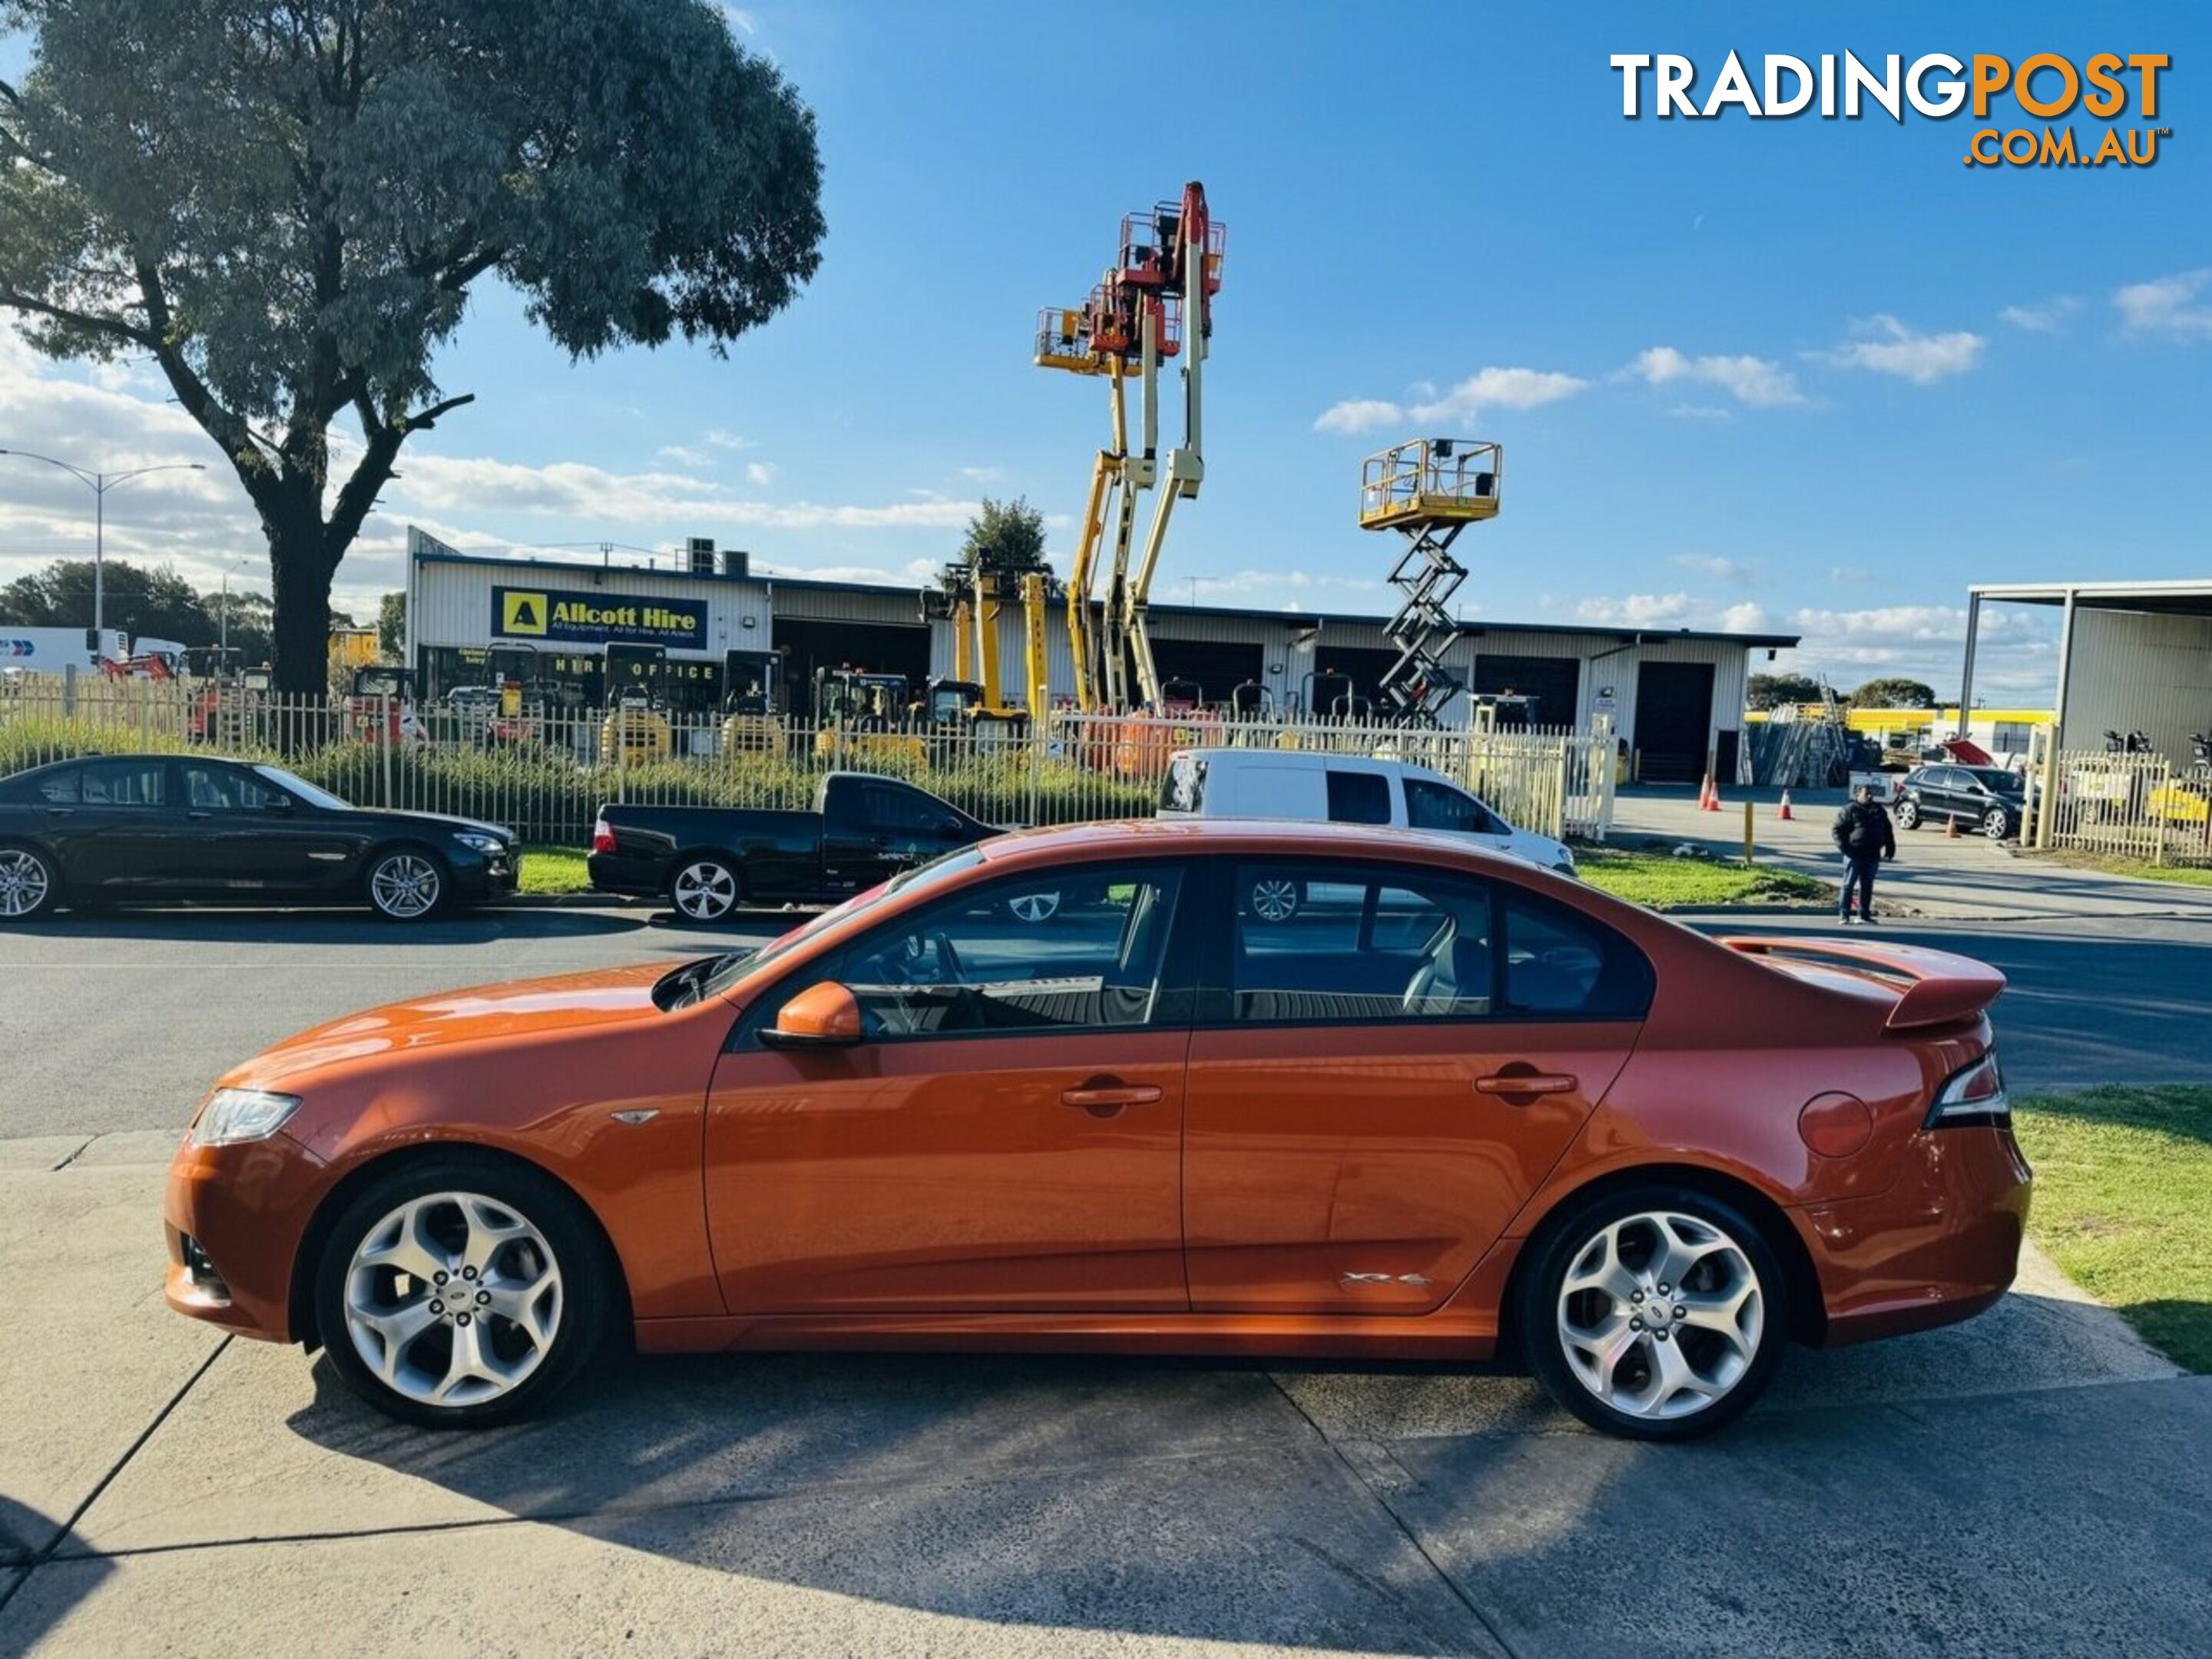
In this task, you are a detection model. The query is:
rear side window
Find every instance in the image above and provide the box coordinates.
[79,758,165,806]
[1229,861,1492,1024]
[8,766,79,804]
[1161,753,1207,813]
[1406,778,1498,835]
[1498,889,1654,1018]
[1324,770,1391,826]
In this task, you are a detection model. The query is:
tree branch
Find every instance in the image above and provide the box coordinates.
[0,290,154,347]
[404,392,475,429]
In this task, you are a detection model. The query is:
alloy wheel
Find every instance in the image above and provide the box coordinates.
[1896,800,1920,830]
[1008,889,1061,924]
[673,860,737,920]
[370,853,442,919]
[1984,808,2010,840]
[343,1191,563,1409]
[1249,878,1300,922]
[1555,1210,1763,1423]
[0,849,51,918]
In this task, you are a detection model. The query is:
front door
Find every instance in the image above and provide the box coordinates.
[167,760,336,892]
[704,859,1196,1313]
[1183,857,1647,1314]
[820,780,969,899]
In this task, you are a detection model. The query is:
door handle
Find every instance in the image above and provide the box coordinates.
[1475,1071,1578,1096]
[1060,1082,1163,1112]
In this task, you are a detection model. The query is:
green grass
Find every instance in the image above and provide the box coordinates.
[1574,846,1831,909]
[2035,850,2212,888]
[2015,1086,2212,1373]
[516,843,591,896]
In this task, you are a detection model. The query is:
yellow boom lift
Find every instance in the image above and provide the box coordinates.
[1035,181,1224,712]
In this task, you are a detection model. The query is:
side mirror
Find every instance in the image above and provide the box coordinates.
[760,980,864,1048]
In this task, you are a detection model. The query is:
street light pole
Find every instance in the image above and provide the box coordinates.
[0,450,207,644]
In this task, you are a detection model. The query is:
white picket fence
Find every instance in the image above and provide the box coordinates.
[0,675,1617,846]
[2034,747,2212,867]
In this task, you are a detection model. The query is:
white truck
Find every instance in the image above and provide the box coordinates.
[0,627,128,677]
[1157,747,1578,914]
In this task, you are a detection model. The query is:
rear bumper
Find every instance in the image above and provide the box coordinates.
[1798,1123,2032,1346]
[587,850,664,898]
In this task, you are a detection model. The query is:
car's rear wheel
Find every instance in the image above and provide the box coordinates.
[670,856,740,922]
[366,848,446,921]
[1982,806,2012,840]
[1519,1187,1787,1441]
[314,1157,614,1429]
[1245,876,1301,922]
[0,844,59,922]
[1895,798,1921,830]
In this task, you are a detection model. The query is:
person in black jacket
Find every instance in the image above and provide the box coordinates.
[1832,783,1897,924]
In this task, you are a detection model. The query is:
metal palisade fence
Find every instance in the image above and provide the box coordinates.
[0,676,1618,846]
[2034,747,2212,867]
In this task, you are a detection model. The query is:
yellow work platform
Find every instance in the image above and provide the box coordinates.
[1359,437,1503,530]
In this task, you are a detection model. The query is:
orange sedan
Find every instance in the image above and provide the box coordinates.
[165,820,2028,1439]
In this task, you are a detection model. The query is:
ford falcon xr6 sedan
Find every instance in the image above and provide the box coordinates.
[166,820,2028,1439]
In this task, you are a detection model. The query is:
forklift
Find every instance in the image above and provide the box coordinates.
[600,644,674,766]
[813,667,927,767]
[720,647,787,757]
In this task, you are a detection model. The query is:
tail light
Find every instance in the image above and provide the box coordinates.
[591,815,616,856]
[1926,1051,2009,1128]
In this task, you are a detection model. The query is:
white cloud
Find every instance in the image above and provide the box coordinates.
[2113,269,2212,339]
[1312,366,1587,435]
[1717,601,1770,634]
[744,461,777,486]
[1671,552,1755,584]
[700,428,752,450]
[1631,346,1804,408]
[1823,315,1985,383]
[720,7,758,36]
[1828,565,1873,584]
[956,465,1005,483]
[1667,404,1734,421]
[1999,296,2081,333]
[1575,591,1694,627]
[1776,603,2058,695]
[656,445,710,468]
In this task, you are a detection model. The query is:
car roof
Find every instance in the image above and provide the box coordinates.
[1172,747,1438,775]
[974,816,1512,868]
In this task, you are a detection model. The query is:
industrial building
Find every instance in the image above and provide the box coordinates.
[403,528,1798,782]
[1962,578,2212,765]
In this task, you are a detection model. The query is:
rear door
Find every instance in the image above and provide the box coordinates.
[67,757,176,893]
[1182,856,1649,1313]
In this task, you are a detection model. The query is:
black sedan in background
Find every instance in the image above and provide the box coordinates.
[0,755,517,922]
[1896,763,2029,839]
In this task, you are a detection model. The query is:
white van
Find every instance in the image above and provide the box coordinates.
[1157,748,1576,904]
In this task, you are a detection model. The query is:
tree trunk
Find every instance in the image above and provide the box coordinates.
[268,518,335,699]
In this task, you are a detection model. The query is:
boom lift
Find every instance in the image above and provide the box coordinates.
[1359,437,1502,724]
[1035,181,1224,713]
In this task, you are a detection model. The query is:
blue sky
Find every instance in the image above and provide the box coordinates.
[2,1,2204,697]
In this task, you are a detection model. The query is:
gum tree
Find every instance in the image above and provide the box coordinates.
[0,1,824,691]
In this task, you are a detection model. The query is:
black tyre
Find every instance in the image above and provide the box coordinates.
[669,855,741,922]
[1895,798,1921,830]
[1518,1184,1789,1442]
[313,1154,617,1429]
[365,846,449,922]
[0,843,60,922]
[1982,806,2011,840]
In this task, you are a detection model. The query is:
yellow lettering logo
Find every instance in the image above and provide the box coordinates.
[501,591,548,635]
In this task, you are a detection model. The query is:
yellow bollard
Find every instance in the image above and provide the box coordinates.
[1743,800,1755,864]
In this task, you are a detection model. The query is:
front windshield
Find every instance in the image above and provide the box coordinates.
[690,843,990,1003]
[252,763,352,811]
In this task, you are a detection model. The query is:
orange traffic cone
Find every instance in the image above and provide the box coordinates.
[1777,790,1794,821]
[1699,774,1719,811]
[1945,813,1959,839]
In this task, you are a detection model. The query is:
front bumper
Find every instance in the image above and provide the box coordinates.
[451,847,519,903]
[1797,1123,2033,1346]
[164,1131,332,1343]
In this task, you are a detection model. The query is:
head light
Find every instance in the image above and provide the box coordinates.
[193,1088,301,1147]
[452,831,505,853]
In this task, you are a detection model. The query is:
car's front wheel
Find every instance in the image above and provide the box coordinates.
[1895,798,1921,830]
[669,856,740,922]
[366,848,447,922]
[0,843,59,922]
[314,1156,614,1429]
[1519,1187,1788,1441]
[1982,806,2012,840]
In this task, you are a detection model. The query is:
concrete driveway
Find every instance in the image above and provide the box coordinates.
[1,1139,2204,1657]
[1614,783,2212,923]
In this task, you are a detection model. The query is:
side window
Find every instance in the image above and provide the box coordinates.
[1231,862,1492,1024]
[1160,753,1207,813]
[1498,889,1654,1018]
[861,784,947,834]
[79,758,165,807]
[1323,770,1391,826]
[837,863,1186,1039]
[12,767,80,804]
[179,764,280,810]
[1405,778,1499,836]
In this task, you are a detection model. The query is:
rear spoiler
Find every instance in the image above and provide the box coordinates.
[1720,937,2006,1031]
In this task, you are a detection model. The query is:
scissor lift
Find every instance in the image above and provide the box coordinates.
[1359,438,1503,724]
